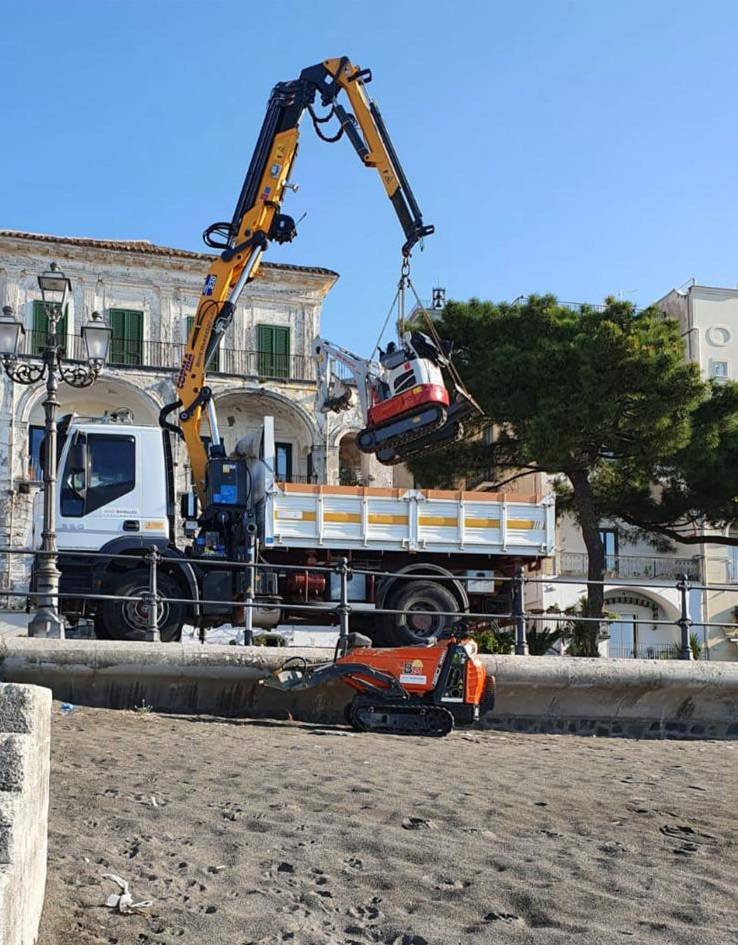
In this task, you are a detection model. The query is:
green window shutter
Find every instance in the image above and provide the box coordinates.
[257,325,290,378]
[109,309,143,366]
[32,301,68,356]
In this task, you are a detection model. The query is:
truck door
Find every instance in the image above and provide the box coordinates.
[57,431,141,550]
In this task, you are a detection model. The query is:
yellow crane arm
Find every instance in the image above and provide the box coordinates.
[162,57,434,503]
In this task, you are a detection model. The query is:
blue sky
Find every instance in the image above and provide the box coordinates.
[2,1,738,353]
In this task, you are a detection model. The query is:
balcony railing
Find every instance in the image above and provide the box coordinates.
[557,551,702,582]
[21,331,317,383]
[606,642,681,660]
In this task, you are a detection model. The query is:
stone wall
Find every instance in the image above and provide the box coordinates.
[0,682,51,945]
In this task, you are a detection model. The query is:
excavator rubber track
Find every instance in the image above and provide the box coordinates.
[377,421,466,465]
[376,396,476,465]
[357,403,447,456]
[347,696,455,737]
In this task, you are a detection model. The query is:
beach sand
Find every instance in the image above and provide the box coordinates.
[37,704,737,945]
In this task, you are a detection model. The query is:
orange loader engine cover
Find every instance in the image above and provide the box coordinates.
[336,641,488,706]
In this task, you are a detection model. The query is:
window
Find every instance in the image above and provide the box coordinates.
[711,360,729,380]
[32,301,68,356]
[275,442,293,482]
[600,528,619,572]
[729,546,738,583]
[608,613,637,659]
[186,315,219,372]
[393,368,417,393]
[28,425,45,480]
[257,325,290,378]
[109,309,143,366]
[60,433,136,517]
[600,528,618,556]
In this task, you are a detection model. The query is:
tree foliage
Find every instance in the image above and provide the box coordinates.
[409,295,730,654]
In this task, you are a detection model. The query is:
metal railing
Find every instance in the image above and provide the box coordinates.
[2,545,736,659]
[21,331,317,383]
[606,642,680,660]
[557,551,702,582]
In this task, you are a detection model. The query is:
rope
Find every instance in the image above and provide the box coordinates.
[371,282,402,357]
[405,271,484,415]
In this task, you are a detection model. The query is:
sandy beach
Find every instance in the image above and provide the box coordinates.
[37,703,738,945]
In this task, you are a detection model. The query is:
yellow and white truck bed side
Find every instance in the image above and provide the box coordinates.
[264,484,554,557]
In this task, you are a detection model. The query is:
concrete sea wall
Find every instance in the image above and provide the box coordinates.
[1,638,737,739]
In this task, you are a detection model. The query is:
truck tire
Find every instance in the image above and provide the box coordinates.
[378,580,461,646]
[95,569,186,642]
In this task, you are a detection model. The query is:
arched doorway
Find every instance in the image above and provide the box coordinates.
[338,433,363,486]
[213,389,317,483]
[603,589,678,659]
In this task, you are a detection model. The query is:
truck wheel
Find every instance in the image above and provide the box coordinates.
[96,569,186,642]
[379,580,461,646]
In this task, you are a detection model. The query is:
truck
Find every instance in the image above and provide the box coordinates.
[49,413,554,644]
[38,57,556,643]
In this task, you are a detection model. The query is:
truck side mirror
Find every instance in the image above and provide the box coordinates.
[180,491,198,520]
[61,437,88,504]
[67,442,87,476]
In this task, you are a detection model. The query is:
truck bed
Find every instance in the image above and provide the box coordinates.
[264,484,554,557]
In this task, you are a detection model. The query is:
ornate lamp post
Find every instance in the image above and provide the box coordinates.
[0,264,111,638]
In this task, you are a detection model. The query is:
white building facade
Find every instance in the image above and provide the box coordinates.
[0,230,391,599]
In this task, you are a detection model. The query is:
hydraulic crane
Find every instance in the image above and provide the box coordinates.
[161,56,436,503]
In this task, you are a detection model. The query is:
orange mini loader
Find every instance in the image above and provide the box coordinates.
[262,625,494,737]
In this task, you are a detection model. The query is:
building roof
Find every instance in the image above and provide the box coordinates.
[0,230,338,278]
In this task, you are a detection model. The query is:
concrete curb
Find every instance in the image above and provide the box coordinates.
[1,639,737,737]
[0,682,51,945]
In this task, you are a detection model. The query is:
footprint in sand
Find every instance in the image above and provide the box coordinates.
[347,897,383,923]
[660,824,718,854]
[401,817,435,830]
[485,912,525,925]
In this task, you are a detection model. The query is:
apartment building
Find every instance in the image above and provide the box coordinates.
[0,230,392,597]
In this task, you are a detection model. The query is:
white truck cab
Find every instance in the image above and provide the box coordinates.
[54,416,171,551]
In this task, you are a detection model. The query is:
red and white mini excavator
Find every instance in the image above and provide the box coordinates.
[314,326,480,465]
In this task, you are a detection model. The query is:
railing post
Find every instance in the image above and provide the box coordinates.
[242,519,256,646]
[144,545,161,643]
[512,565,528,656]
[676,572,693,660]
[336,557,351,656]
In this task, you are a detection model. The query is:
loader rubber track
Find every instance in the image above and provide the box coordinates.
[347,696,455,737]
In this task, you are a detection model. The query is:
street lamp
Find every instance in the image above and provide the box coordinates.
[1,264,111,638]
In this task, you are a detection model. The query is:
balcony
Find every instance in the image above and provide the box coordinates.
[557,551,702,582]
[21,331,317,383]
